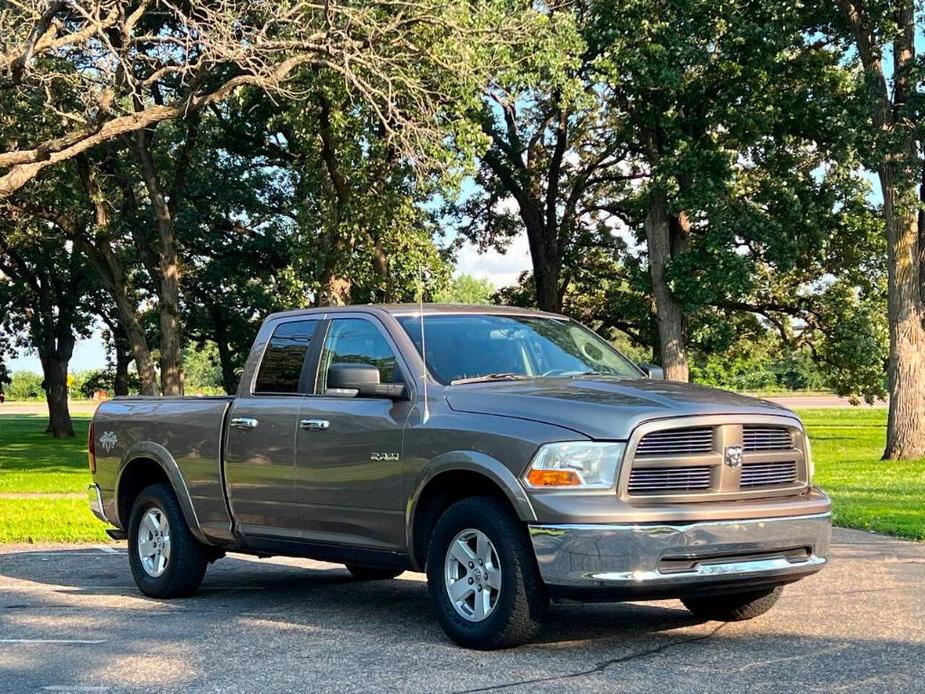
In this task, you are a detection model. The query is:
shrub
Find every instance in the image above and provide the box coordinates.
[6,371,44,400]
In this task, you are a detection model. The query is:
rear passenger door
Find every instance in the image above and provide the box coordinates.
[294,315,413,550]
[225,317,321,539]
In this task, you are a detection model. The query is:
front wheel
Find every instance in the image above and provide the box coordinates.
[426,496,548,650]
[682,585,783,622]
[127,483,209,598]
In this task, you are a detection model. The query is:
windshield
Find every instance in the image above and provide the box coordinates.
[397,314,642,385]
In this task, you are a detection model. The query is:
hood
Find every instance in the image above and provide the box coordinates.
[444,377,796,440]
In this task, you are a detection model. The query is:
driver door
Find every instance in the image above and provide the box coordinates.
[294,315,412,550]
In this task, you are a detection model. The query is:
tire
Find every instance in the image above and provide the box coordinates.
[345,564,404,581]
[682,585,783,622]
[426,496,548,650]
[127,482,209,599]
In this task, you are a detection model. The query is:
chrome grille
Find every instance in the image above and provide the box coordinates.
[740,461,798,488]
[628,466,712,493]
[743,425,793,451]
[635,427,714,457]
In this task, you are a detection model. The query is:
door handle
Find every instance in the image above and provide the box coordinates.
[300,419,330,431]
[230,417,259,430]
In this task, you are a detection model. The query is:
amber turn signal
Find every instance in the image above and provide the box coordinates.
[525,469,581,487]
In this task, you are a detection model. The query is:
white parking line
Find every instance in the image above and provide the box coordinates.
[0,639,106,644]
[43,687,110,692]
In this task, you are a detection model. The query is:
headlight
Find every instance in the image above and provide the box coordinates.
[804,433,814,483]
[524,442,625,489]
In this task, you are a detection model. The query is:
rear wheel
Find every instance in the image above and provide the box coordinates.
[345,564,404,581]
[127,483,208,598]
[426,496,547,650]
[682,585,783,622]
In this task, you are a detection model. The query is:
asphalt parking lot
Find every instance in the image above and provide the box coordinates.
[0,528,922,693]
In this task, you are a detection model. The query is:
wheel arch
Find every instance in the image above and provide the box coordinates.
[405,452,536,571]
[115,442,211,545]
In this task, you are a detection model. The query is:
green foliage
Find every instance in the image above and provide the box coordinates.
[6,371,43,401]
[433,275,497,305]
[71,369,141,399]
[183,344,225,395]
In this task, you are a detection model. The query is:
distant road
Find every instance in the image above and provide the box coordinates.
[0,401,100,416]
[762,395,888,409]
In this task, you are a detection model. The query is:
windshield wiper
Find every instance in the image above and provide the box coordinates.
[450,373,531,385]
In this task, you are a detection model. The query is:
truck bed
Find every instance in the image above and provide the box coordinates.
[92,396,235,542]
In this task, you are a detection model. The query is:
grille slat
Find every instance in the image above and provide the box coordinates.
[628,466,712,493]
[740,461,798,488]
[635,427,714,457]
[743,426,793,451]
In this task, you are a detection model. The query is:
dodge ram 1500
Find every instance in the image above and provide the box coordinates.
[88,304,831,649]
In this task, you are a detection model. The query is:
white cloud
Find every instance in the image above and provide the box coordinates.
[454,232,532,289]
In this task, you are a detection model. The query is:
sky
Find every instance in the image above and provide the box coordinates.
[7,235,534,375]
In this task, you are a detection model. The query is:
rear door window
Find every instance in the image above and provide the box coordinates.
[254,319,319,393]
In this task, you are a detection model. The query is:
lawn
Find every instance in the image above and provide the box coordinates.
[798,408,925,541]
[0,414,107,543]
[0,408,922,543]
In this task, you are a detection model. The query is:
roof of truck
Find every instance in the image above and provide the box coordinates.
[265,304,567,321]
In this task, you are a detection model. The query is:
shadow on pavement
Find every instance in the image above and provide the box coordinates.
[0,543,923,692]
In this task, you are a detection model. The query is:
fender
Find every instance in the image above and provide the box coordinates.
[115,441,212,546]
[404,450,537,567]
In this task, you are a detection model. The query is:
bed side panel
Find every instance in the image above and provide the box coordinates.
[93,397,234,544]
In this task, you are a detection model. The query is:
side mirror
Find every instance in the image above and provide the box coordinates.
[640,363,664,380]
[326,363,407,400]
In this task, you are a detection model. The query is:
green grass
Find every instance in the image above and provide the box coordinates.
[0,497,108,543]
[0,414,93,493]
[0,414,103,543]
[0,409,922,543]
[797,408,925,541]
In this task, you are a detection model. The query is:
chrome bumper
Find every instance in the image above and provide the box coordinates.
[529,512,831,597]
[88,483,107,523]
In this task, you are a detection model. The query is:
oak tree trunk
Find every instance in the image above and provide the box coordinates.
[135,131,183,395]
[881,176,925,460]
[209,304,239,395]
[836,0,925,459]
[75,157,158,396]
[522,206,562,313]
[645,191,689,382]
[112,323,132,397]
[39,348,74,439]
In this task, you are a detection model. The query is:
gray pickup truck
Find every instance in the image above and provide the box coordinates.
[88,304,831,649]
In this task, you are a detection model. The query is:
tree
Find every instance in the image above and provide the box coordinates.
[455,7,621,314]
[0,1,526,197]
[0,199,94,436]
[824,1,925,459]
[434,275,497,305]
[588,0,870,381]
[465,0,879,390]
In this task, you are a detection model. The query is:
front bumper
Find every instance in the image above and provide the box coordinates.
[529,512,831,600]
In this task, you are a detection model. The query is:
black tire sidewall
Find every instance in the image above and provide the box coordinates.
[127,483,206,598]
[426,497,544,649]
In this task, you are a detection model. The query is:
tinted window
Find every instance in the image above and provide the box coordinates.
[318,318,401,391]
[254,319,318,393]
[398,314,641,384]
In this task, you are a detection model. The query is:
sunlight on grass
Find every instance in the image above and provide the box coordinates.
[0,414,92,493]
[798,408,925,541]
[0,497,108,543]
